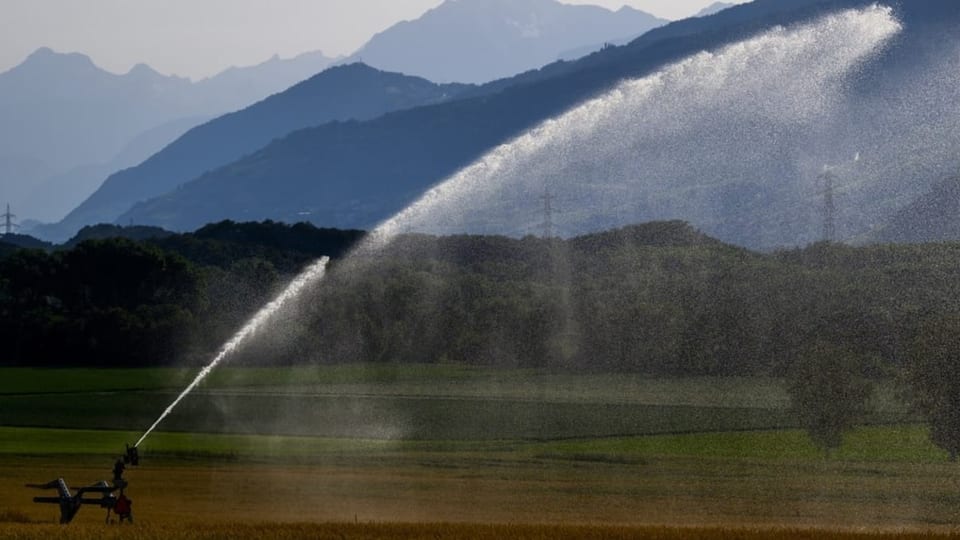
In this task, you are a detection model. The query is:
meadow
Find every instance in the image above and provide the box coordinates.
[0,366,909,439]
[1,366,957,537]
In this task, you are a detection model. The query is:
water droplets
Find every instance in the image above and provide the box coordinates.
[364,5,902,249]
[135,257,330,447]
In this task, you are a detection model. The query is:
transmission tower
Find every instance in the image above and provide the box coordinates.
[819,170,836,243]
[2,204,16,236]
[540,187,556,239]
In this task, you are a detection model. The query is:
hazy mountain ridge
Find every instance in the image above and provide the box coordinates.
[1,47,338,225]
[872,175,960,244]
[117,0,913,244]
[19,115,208,224]
[48,0,960,248]
[351,0,667,84]
[696,3,738,17]
[35,63,472,242]
[0,48,196,216]
[17,0,665,235]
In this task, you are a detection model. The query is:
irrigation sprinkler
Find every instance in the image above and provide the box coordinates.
[27,443,139,524]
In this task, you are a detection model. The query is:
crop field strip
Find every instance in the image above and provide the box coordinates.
[0,367,906,410]
[0,367,912,441]
[0,424,951,463]
[3,437,960,532]
[5,522,960,540]
[0,392,802,440]
[0,367,948,532]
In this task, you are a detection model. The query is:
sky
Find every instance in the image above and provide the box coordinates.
[0,0,748,81]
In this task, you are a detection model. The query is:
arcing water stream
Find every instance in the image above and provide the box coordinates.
[360,5,902,249]
[134,257,330,447]
[133,6,902,445]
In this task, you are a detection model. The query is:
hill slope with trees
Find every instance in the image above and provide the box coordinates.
[8,220,960,457]
[2,220,958,381]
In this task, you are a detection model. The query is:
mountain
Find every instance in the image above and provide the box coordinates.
[18,116,207,224]
[35,64,470,242]
[63,224,174,248]
[557,0,739,64]
[0,154,55,214]
[0,48,338,226]
[351,0,666,84]
[696,2,738,17]
[871,175,960,244]
[0,233,52,251]
[103,0,960,249]
[192,50,341,112]
[0,48,196,203]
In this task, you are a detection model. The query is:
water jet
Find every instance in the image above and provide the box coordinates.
[134,256,330,448]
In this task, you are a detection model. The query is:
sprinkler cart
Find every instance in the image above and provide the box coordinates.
[27,443,139,524]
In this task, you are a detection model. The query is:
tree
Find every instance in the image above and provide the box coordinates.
[903,314,960,461]
[786,341,872,456]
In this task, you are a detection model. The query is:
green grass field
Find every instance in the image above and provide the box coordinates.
[0,424,951,463]
[0,366,913,440]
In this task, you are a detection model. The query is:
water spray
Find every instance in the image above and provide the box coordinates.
[134,256,331,448]
[355,6,900,248]
[134,6,902,448]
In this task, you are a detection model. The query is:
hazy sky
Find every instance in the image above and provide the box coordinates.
[0,0,748,80]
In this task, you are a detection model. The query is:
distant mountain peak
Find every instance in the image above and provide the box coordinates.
[28,46,56,58]
[352,0,666,83]
[696,2,737,18]
[45,59,470,241]
[19,47,97,72]
[126,62,163,78]
[4,41,341,234]
[198,49,335,84]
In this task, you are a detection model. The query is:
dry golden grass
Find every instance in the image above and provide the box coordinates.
[1,522,959,540]
[5,452,960,537]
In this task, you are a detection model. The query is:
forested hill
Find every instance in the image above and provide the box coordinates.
[1,220,958,378]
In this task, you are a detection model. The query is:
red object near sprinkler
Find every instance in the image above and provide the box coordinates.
[27,443,140,524]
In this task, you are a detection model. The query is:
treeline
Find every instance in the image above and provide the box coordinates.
[0,221,363,367]
[3,219,960,379]
[8,219,960,457]
[285,222,960,379]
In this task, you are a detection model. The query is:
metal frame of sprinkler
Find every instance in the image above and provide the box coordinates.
[27,444,139,524]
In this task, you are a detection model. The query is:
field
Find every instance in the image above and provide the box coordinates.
[0,366,909,439]
[2,366,959,538]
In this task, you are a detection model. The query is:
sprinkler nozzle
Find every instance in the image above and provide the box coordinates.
[123,443,139,466]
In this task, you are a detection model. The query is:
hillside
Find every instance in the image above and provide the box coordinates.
[0,49,197,217]
[37,64,470,242]
[0,48,337,225]
[0,234,52,251]
[101,2,856,239]
[18,115,207,223]
[871,175,960,244]
[697,2,738,17]
[3,219,960,380]
[117,0,960,249]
